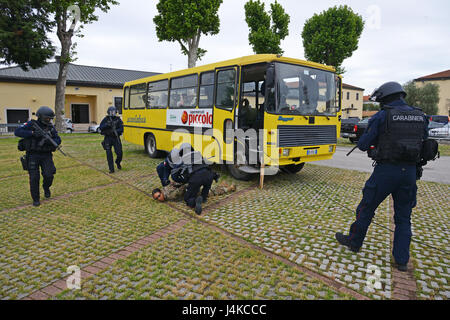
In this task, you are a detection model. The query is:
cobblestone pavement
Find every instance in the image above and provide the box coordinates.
[1,135,448,300]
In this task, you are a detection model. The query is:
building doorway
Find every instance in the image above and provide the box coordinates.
[6,109,29,132]
[71,104,90,123]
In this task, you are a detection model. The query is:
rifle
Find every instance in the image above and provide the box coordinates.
[107,116,122,147]
[346,145,358,156]
[31,121,67,156]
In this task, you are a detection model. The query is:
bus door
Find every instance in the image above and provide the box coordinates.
[236,63,268,165]
[213,66,239,164]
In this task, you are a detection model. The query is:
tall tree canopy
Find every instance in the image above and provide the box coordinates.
[0,0,119,131]
[0,0,55,70]
[302,5,364,74]
[50,0,119,131]
[244,0,290,55]
[153,0,223,68]
[404,81,440,115]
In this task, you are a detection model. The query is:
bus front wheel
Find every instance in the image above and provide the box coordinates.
[282,163,305,174]
[226,164,254,181]
[145,134,163,158]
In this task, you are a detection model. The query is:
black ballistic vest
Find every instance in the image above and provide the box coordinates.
[375,106,425,164]
[18,120,56,153]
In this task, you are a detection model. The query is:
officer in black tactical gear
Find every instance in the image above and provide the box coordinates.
[335,81,429,272]
[15,106,61,206]
[99,106,123,173]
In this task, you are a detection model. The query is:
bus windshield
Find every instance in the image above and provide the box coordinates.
[273,62,339,116]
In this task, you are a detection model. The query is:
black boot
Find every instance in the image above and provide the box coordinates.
[44,188,51,199]
[33,200,40,207]
[335,232,359,253]
[394,260,407,272]
[116,162,122,170]
[195,196,203,215]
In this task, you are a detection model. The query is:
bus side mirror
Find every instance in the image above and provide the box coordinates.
[266,64,275,88]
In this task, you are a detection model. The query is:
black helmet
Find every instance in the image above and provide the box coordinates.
[370,82,406,103]
[36,106,55,124]
[107,106,117,116]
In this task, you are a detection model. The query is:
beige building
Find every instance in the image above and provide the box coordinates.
[0,61,157,131]
[341,83,364,119]
[414,69,450,116]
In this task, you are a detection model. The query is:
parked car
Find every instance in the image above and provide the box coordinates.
[88,122,100,133]
[426,115,449,124]
[429,123,450,138]
[63,118,73,133]
[340,117,360,140]
[341,117,369,143]
[428,120,446,130]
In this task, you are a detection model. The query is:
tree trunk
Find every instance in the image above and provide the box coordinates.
[54,8,75,132]
[54,44,70,132]
[187,30,201,68]
[187,46,198,68]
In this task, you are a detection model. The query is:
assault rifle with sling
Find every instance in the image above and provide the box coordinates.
[31,121,67,156]
[107,117,122,147]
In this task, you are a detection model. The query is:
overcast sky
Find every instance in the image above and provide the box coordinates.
[40,0,450,94]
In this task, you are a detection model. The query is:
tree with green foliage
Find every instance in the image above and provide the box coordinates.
[244,0,290,55]
[51,0,119,132]
[302,5,364,74]
[0,1,119,131]
[0,0,55,70]
[154,0,223,69]
[404,81,439,115]
[363,103,380,111]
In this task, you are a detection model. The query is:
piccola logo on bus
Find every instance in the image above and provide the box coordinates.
[167,109,213,128]
[187,110,213,126]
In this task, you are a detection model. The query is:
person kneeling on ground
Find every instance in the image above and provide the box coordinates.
[152,180,236,210]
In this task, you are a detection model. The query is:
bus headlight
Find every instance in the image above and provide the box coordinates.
[282,148,290,157]
[329,145,334,153]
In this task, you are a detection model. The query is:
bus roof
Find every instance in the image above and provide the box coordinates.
[124,54,336,87]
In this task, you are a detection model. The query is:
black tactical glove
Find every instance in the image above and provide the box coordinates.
[416,166,423,181]
[32,130,44,138]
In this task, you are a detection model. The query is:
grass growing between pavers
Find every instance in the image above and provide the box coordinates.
[1,134,449,300]
[0,165,113,211]
[0,184,182,300]
[56,221,352,300]
[205,165,393,299]
[410,180,450,300]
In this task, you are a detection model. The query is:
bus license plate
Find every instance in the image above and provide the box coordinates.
[307,149,318,155]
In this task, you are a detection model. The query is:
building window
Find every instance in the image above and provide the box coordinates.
[347,92,350,100]
[356,93,359,100]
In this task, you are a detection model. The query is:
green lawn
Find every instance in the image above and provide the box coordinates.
[0,134,448,300]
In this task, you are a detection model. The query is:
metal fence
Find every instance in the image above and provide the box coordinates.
[0,123,23,135]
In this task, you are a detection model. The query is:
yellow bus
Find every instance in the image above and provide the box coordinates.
[122,54,342,180]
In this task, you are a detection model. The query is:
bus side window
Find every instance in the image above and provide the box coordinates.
[148,79,168,109]
[129,83,147,109]
[169,74,198,108]
[199,72,214,108]
[123,87,130,110]
[216,69,236,110]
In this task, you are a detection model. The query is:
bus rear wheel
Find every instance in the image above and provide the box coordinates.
[145,134,163,158]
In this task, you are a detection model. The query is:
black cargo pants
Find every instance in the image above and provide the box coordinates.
[184,168,214,207]
[103,135,122,172]
[27,152,56,202]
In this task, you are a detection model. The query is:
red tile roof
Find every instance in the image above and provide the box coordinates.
[414,70,450,81]
[363,95,371,102]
